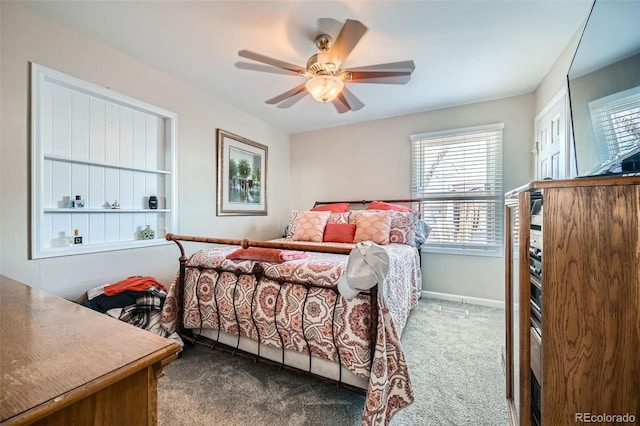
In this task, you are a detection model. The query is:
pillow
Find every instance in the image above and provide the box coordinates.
[311,203,349,213]
[353,211,393,245]
[388,211,420,245]
[366,200,414,213]
[285,210,302,237]
[328,211,350,224]
[291,210,331,242]
[323,223,356,243]
[287,210,349,237]
[414,219,433,248]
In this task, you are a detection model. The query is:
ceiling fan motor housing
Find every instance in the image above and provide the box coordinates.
[306,54,338,75]
[314,34,333,51]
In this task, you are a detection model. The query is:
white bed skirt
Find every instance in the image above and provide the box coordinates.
[193,327,369,390]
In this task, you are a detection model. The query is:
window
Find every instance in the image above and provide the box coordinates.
[588,86,640,170]
[411,123,504,256]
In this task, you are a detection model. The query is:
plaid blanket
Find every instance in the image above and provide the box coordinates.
[118,288,166,329]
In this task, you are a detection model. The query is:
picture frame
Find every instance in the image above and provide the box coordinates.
[216,129,268,216]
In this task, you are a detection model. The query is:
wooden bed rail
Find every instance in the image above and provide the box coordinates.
[165,233,353,255]
[313,198,421,208]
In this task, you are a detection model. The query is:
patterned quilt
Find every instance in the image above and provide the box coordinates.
[160,242,422,425]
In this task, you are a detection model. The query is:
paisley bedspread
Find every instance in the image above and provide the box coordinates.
[160,242,421,425]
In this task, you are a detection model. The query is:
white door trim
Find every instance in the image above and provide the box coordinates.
[534,87,571,179]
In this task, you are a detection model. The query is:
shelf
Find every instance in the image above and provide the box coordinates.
[31,63,177,259]
[44,154,170,175]
[44,208,171,213]
[36,238,172,259]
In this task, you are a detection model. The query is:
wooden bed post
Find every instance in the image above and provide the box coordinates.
[166,233,187,336]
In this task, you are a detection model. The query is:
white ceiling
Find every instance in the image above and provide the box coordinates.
[22,0,594,134]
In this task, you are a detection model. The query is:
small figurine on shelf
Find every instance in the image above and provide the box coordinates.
[73,195,85,208]
[148,195,158,209]
[70,229,83,245]
[111,200,120,209]
[140,225,155,240]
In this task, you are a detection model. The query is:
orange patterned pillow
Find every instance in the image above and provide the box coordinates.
[353,211,393,245]
[291,210,331,242]
[323,223,356,243]
[311,203,350,213]
[366,200,414,212]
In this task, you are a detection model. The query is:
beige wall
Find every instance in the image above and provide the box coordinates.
[534,24,583,114]
[0,2,290,299]
[1,1,583,302]
[291,95,534,301]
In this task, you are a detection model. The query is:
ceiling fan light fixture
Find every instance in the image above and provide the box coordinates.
[305,75,344,103]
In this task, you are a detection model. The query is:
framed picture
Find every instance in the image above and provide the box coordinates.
[216,129,268,216]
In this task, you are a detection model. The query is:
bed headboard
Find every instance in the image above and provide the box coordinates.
[313,199,422,215]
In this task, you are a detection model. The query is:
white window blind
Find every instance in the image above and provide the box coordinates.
[588,86,640,173]
[411,123,504,256]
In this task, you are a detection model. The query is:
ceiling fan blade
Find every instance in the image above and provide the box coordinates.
[332,93,351,114]
[238,50,305,74]
[347,60,415,84]
[347,60,416,73]
[349,70,414,84]
[265,83,308,105]
[332,87,365,114]
[329,19,368,64]
[276,90,308,109]
[341,86,365,111]
[235,61,301,76]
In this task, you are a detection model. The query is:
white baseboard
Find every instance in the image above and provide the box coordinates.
[422,290,505,309]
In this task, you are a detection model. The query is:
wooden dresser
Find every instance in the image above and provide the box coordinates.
[0,275,181,425]
[504,176,640,425]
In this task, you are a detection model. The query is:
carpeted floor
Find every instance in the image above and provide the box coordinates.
[158,298,508,425]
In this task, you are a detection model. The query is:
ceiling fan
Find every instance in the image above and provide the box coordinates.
[236,19,416,113]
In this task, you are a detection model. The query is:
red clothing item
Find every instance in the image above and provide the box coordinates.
[226,247,307,263]
[103,276,166,296]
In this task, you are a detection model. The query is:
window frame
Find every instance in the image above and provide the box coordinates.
[411,123,504,257]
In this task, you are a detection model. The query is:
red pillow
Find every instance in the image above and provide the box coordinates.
[322,223,356,243]
[366,200,414,213]
[311,203,350,213]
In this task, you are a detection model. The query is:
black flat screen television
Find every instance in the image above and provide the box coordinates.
[568,0,640,176]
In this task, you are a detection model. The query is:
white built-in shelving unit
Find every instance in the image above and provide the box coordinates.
[31,63,177,258]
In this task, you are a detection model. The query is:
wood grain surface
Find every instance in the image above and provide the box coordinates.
[0,275,181,425]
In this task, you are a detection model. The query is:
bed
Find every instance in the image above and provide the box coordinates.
[159,200,428,425]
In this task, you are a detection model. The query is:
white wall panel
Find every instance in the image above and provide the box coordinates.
[105,102,120,165]
[41,81,53,154]
[146,115,161,170]
[50,161,70,208]
[119,107,134,168]
[118,213,134,241]
[51,85,72,157]
[119,170,134,208]
[71,91,89,160]
[104,168,119,208]
[133,171,146,209]
[133,110,146,169]
[50,214,71,248]
[89,97,105,163]
[70,163,89,204]
[89,213,105,244]
[88,165,105,208]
